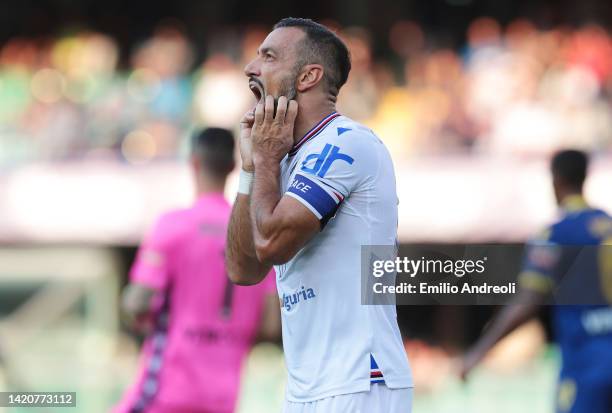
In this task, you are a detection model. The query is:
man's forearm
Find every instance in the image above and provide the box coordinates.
[461,290,544,379]
[249,157,321,265]
[226,194,270,284]
[251,159,283,241]
[474,303,536,353]
[121,284,156,334]
[468,294,540,366]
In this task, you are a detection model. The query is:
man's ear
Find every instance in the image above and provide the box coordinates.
[296,64,324,93]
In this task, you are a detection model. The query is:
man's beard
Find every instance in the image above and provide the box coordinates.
[277,73,298,101]
[268,73,297,115]
[249,70,298,114]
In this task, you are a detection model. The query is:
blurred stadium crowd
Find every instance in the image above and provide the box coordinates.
[1,17,610,167]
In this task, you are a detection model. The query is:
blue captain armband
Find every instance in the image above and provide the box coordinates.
[285,174,344,227]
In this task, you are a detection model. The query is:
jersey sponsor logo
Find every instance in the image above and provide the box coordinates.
[282,286,316,311]
[582,307,612,335]
[301,143,354,178]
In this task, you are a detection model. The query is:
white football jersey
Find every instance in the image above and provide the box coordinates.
[274,112,413,402]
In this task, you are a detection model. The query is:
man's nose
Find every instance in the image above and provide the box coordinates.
[244,58,260,78]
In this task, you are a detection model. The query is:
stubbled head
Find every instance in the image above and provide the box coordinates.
[551,149,588,204]
[244,17,351,105]
[191,127,235,180]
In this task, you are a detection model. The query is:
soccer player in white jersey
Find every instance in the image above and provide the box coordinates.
[226,18,413,412]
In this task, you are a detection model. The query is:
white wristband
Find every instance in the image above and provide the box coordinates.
[238,169,255,195]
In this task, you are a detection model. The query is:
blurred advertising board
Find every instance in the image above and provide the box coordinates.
[0,155,610,243]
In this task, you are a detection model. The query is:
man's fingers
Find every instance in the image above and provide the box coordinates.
[264,95,274,122]
[275,96,288,123]
[286,100,298,126]
[254,101,264,125]
[241,109,255,125]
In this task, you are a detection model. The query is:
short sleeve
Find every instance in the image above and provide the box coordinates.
[285,132,374,226]
[518,228,561,294]
[130,214,176,290]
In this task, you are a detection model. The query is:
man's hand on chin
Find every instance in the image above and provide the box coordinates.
[251,95,298,166]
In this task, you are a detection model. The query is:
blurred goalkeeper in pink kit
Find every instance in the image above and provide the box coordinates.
[113,128,279,413]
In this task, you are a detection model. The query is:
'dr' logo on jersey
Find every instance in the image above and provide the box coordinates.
[301,144,354,178]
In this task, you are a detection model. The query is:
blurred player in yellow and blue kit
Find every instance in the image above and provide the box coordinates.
[461,149,612,413]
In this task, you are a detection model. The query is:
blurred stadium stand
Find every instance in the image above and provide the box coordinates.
[0,0,610,411]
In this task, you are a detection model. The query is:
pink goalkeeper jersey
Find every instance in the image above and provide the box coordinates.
[113,193,276,413]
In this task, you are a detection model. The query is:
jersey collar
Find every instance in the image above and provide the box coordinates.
[561,194,589,213]
[195,192,228,207]
[288,112,340,157]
